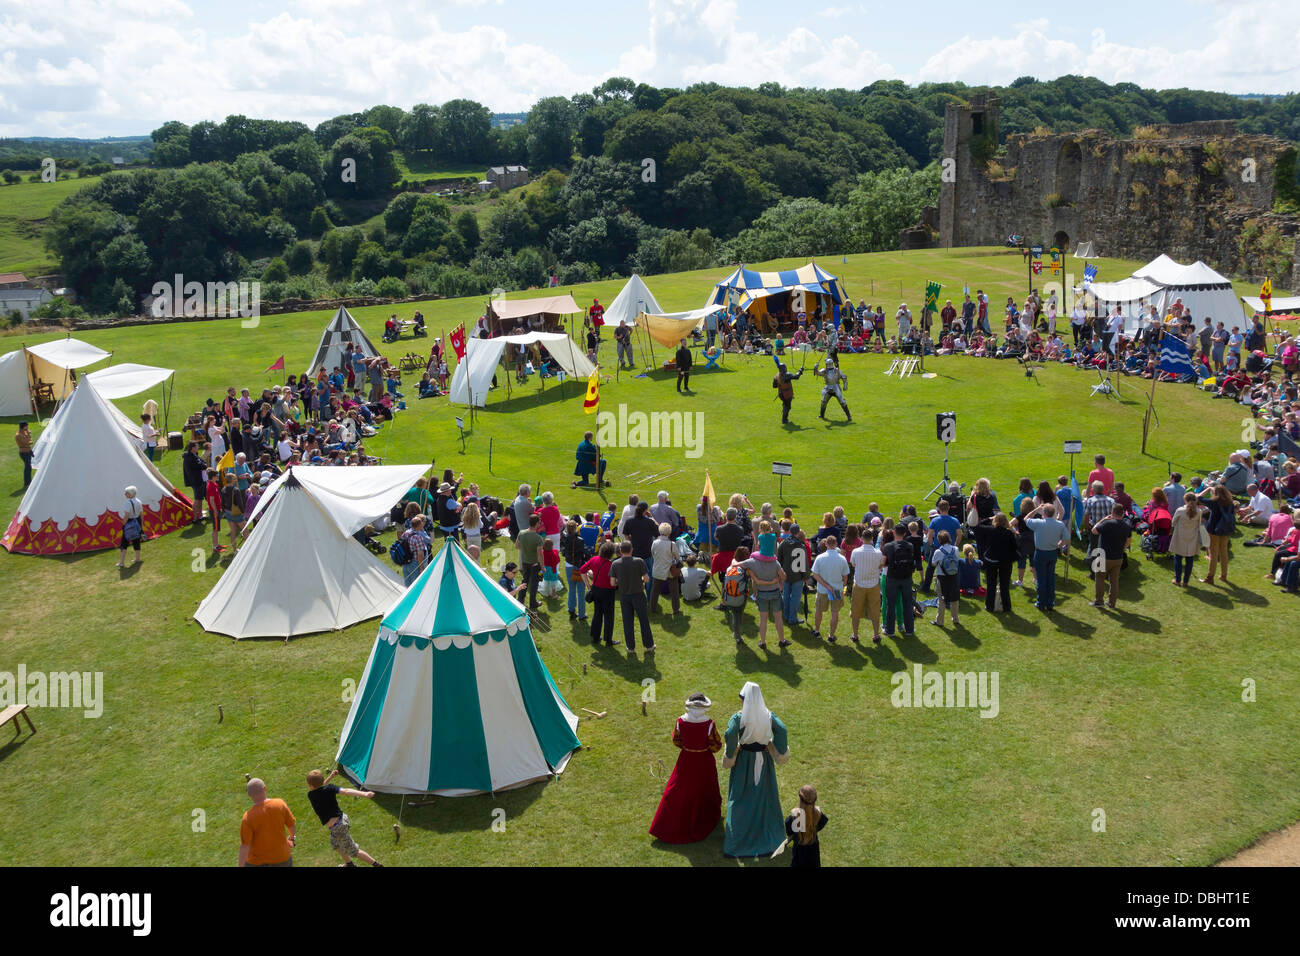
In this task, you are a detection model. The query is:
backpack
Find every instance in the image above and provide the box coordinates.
[935,543,959,576]
[888,541,915,576]
[389,533,412,567]
[722,564,749,607]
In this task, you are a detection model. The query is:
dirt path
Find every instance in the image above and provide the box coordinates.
[1217,821,1300,866]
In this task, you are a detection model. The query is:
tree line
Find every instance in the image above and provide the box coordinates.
[41,75,1300,315]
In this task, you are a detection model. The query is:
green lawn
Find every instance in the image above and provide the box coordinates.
[393,150,482,183]
[0,174,103,276]
[1,246,1296,867]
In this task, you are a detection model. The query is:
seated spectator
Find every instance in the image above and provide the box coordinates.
[1237,483,1274,526]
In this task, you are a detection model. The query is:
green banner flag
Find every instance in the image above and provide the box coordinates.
[924,280,941,312]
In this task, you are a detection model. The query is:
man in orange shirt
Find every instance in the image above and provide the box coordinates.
[1087,454,1115,496]
[238,777,296,867]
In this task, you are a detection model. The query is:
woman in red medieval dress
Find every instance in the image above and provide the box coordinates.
[649,692,723,844]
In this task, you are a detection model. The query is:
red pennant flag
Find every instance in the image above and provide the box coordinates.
[449,323,467,361]
[265,354,285,372]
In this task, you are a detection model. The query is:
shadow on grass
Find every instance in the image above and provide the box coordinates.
[944,620,981,649]
[997,611,1041,636]
[1046,611,1094,639]
[649,825,736,866]
[1104,607,1161,632]
[374,781,548,836]
[733,640,804,687]
[890,630,939,664]
[0,732,35,764]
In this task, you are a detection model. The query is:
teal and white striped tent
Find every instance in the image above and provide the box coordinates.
[336,542,581,795]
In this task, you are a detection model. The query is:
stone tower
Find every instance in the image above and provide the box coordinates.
[939,93,999,248]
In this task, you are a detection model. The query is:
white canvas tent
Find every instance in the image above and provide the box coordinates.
[305,306,380,377]
[2,379,191,554]
[1154,261,1244,328]
[1132,254,1183,284]
[603,274,663,327]
[448,332,596,407]
[194,472,407,639]
[0,336,110,418]
[1073,276,1167,331]
[32,364,176,468]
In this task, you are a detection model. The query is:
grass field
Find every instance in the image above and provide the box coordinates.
[1,246,1296,867]
[0,174,102,277]
[393,151,482,183]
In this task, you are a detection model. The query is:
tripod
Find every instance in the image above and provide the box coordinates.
[924,441,953,500]
[1090,367,1121,400]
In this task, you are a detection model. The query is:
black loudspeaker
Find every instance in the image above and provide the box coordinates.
[936,412,956,444]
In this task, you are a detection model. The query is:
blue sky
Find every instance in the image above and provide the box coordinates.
[0,0,1295,137]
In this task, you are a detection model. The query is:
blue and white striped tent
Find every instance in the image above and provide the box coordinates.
[707,262,850,312]
[336,542,580,796]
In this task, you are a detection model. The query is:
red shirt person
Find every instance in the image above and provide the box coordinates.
[1087,455,1115,495]
[589,298,605,329]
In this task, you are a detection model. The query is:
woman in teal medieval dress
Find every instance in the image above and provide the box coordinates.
[722,681,789,858]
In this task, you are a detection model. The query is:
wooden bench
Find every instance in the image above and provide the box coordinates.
[399,353,425,373]
[0,703,35,739]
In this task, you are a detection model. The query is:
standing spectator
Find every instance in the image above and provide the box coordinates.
[238,778,296,867]
[649,522,682,615]
[881,529,917,637]
[305,769,382,868]
[1200,484,1236,584]
[205,465,224,552]
[461,502,483,559]
[516,514,545,610]
[219,473,247,554]
[116,485,144,568]
[928,530,963,626]
[1210,321,1228,372]
[777,524,810,627]
[649,490,680,533]
[610,541,654,652]
[511,483,534,539]
[1163,472,1187,509]
[1089,503,1131,608]
[1087,455,1115,495]
[140,413,158,461]
[398,515,431,587]
[537,491,563,547]
[561,519,589,621]
[743,541,789,649]
[1024,502,1069,611]
[615,322,634,369]
[983,514,1019,613]
[922,499,962,592]
[849,529,885,644]
[14,421,33,489]
[182,440,206,523]
[810,535,849,642]
[1168,492,1205,588]
[1081,481,1117,558]
[581,542,619,647]
[623,500,660,600]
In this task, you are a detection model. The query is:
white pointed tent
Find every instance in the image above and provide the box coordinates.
[1076,255,1245,333]
[32,363,176,468]
[0,336,110,418]
[2,379,191,554]
[336,542,581,795]
[305,306,380,377]
[194,472,406,639]
[603,274,663,327]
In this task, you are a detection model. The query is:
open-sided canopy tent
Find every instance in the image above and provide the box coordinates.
[1074,276,1167,331]
[485,293,581,335]
[1242,294,1300,316]
[603,274,662,327]
[305,306,380,377]
[636,305,725,348]
[2,379,191,554]
[1076,256,1246,333]
[195,472,409,639]
[244,462,431,533]
[707,263,850,332]
[0,336,110,418]
[448,331,596,407]
[336,542,580,795]
[32,363,177,468]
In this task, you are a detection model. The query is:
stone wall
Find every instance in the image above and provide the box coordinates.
[940,97,1300,285]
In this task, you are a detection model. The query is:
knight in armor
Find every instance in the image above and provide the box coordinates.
[772,357,803,425]
[814,349,851,421]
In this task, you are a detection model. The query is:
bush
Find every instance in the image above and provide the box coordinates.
[347,278,379,297]
[263,257,289,282]
[558,261,600,285]
[376,276,408,299]
[1,170,18,185]
[285,241,314,275]
[262,282,286,303]
[308,205,333,238]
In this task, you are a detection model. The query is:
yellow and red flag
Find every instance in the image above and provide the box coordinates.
[1261,278,1272,308]
[583,367,600,414]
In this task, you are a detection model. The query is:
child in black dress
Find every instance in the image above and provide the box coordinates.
[785,784,828,867]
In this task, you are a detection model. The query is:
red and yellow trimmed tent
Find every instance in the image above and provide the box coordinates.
[2,379,191,555]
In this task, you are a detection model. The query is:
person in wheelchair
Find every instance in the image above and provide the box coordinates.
[382,315,400,343]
